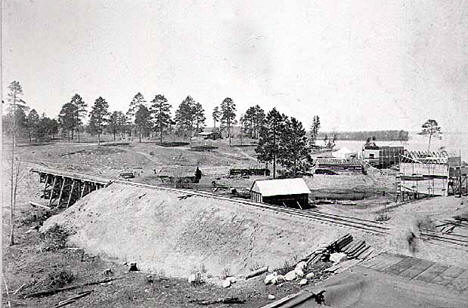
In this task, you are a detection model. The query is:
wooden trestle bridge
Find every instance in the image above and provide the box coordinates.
[31,168,111,208]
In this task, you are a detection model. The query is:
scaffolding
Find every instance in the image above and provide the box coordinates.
[396,150,467,201]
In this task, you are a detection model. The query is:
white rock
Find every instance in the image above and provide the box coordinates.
[285,270,297,281]
[330,252,347,264]
[276,275,285,283]
[226,276,237,283]
[268,294,276,300]
[306,272,315,279]
[188,274,197,284]
[299,279,308,286]
[295,261,307,271]
[294,268,304,278]
[222,279,231,288]
[264,273,277,285]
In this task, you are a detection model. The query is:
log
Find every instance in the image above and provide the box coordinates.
[53,290,92,308]
[190,296,245,305]
[29,201,52,211]
[245,266,268,279]
[23,277,123,298]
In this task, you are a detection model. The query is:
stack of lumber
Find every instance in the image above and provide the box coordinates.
[303,233,374,266]
[340,239,373,260]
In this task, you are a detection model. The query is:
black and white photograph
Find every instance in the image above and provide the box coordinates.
[2,1,468,307]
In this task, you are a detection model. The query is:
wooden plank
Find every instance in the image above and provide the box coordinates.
[80,181,87,198]
[399,259,435,279]
[43,174,50,197]
[385,257,420,276]
[49,176,58,206]
[66,180,76,208]
[447,269,468,292]
[414,263,450,283]
[431,266,466,286]
[57,177,66,207]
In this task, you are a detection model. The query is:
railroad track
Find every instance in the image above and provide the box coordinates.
[29,166,468,250]
[113,179,468,249]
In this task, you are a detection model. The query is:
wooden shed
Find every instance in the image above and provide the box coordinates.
[250,178,311,208]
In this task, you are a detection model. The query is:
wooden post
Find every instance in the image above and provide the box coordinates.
[58,177,66,207]
[67,180,76,208]
[43,174,50,198]
[49,176,58,206]
[81,181,87,198]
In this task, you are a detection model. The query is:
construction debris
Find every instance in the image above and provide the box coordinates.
[245,266,268,279]
[189,296,245,305]
[53,290,93,308]
[23,277,123,298]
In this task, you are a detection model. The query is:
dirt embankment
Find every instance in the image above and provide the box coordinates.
[41,183,348,279]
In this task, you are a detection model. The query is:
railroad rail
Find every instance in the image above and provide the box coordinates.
[30,167,468,250]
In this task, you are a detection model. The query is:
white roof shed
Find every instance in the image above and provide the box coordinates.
[250,178,311,197]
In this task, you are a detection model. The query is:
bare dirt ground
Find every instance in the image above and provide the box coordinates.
[4,138,468,307]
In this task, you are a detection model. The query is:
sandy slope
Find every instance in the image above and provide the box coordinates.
[41,183,349,279]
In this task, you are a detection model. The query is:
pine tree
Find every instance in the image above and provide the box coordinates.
[150,94,172,144]
[58,103,78,141]
[70,94,87,142]
[108,111,127,141]
[127,93,146,136]
[134,105,152,142]
[88,97,110,144]
[255,108,287,178]
[278,117,312,176]
[212,106,221,129]
[220,97,236,145]
[26,109,40,143]
[420,119,442,152]
[175,96,196,139]
[309,115,320,146]
[193,102,206,133]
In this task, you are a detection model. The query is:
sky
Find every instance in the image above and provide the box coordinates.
[2,0,468,132]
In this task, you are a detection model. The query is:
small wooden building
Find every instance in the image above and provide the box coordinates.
[250,178,311,208]
[362,145,404,168]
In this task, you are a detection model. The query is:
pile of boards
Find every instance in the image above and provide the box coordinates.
[303,233,374,266]
[436,219,468,234]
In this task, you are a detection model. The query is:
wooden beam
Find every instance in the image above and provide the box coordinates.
[49,176,58,206]
[80,181,87,198]
[67,180,76,208]
[58,177,66,207]
[43,174,50,197]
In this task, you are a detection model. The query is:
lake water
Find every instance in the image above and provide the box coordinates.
[335,132,468,161]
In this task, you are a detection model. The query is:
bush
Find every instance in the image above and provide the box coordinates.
[375,213,390,222]
[46,270,75,288]
[40,224,70,251]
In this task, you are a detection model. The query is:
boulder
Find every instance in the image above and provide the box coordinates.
[294,268,304,278]
[285,270,297,281]
[188,274,197,284]
[306,272,315,279]
[226,276,237,284]
[268,294,276,300]
[222,279,231,288]
[295,261,307,272]
[299,279,308,286]
[264,273,277,285]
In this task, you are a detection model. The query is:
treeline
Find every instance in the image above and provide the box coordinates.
[318,130,409,141]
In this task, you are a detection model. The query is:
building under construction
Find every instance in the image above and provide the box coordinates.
[396,150,467,200]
